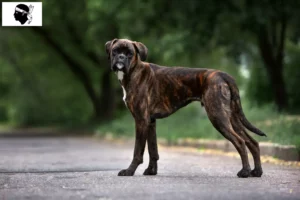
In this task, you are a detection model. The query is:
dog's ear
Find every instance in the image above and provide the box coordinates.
[105,38,118,59]
[132,42,148,61]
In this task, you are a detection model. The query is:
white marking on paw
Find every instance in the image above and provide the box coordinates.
[121,85,127,106]
[117,71,124,81]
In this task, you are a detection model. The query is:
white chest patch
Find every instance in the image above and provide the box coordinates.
[121,85,127,106]
[115,71,127,106]
[117,71,124,81]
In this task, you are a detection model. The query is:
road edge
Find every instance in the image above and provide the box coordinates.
[99,132,299,162]
[157,138,300,161]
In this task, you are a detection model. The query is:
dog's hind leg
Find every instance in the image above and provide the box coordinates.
[143,119,159,175]
[230,111,263,177]
[203,85,251,178]
[242,130,263,177]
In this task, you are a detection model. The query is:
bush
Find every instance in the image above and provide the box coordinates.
[0,106,8,122]
[97,101,300,148]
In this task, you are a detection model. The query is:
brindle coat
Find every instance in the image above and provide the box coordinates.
[105,38,266,178]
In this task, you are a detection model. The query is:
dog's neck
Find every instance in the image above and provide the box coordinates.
[116,61,151,106]
[117,61,150,88]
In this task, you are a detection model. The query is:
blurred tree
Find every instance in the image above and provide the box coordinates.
[239,0,300,111]
[1,0,299,126]
[284,42,300,112]
[140,0,299,111]
[30,0,119,121]
[0,0,121,124]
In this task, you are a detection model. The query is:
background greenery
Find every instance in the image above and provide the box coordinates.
[0,0,299,148]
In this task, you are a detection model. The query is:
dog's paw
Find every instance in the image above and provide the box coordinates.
[143,167,157,176]
[118,169,135,176]
[237,168,251,178]
[250,168,263,177]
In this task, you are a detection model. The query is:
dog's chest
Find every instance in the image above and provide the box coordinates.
[121,85,127,106]
[116,71,127,106]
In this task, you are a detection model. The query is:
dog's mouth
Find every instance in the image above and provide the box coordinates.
[112,62,125,72]
[116,63,124,70]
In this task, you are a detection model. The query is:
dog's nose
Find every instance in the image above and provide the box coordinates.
[118,54,125,60]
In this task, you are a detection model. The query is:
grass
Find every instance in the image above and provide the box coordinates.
[0,122,13,131]
[96,101,300,149]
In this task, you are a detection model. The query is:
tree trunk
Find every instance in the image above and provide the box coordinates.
[32,27,108,119]
[92,68,116,121]
[257,25,288,111]
[264,63,287,111]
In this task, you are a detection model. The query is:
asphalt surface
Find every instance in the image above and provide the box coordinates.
[0,137,299,200]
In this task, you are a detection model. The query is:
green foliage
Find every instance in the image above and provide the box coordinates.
[7,80,92,126]
[285,42,300,111]
[246,42,300,110]
[0,106,8,122]
[97,101,300,148]
[0,0,300,127]
[0,34,93,126]
[97,103,221,141]
[246,63,273,105]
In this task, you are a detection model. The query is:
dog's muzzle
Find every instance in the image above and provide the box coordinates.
[112,54,127,72]
[112,62,125,71]
[116,63,124,70]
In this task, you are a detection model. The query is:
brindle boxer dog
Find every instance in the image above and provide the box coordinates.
[105,38,266,178]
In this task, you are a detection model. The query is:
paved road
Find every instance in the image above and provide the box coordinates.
[0,137,299,200]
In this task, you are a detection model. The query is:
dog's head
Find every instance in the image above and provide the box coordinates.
[105,39,148,73]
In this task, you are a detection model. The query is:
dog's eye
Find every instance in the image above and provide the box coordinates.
[112,50,118,56]
[127,52,133,57]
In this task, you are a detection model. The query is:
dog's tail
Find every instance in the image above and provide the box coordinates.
[219,72,267,137]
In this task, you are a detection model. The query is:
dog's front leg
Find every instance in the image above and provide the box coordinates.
[118,119,148,176]
[143,119,159,175]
